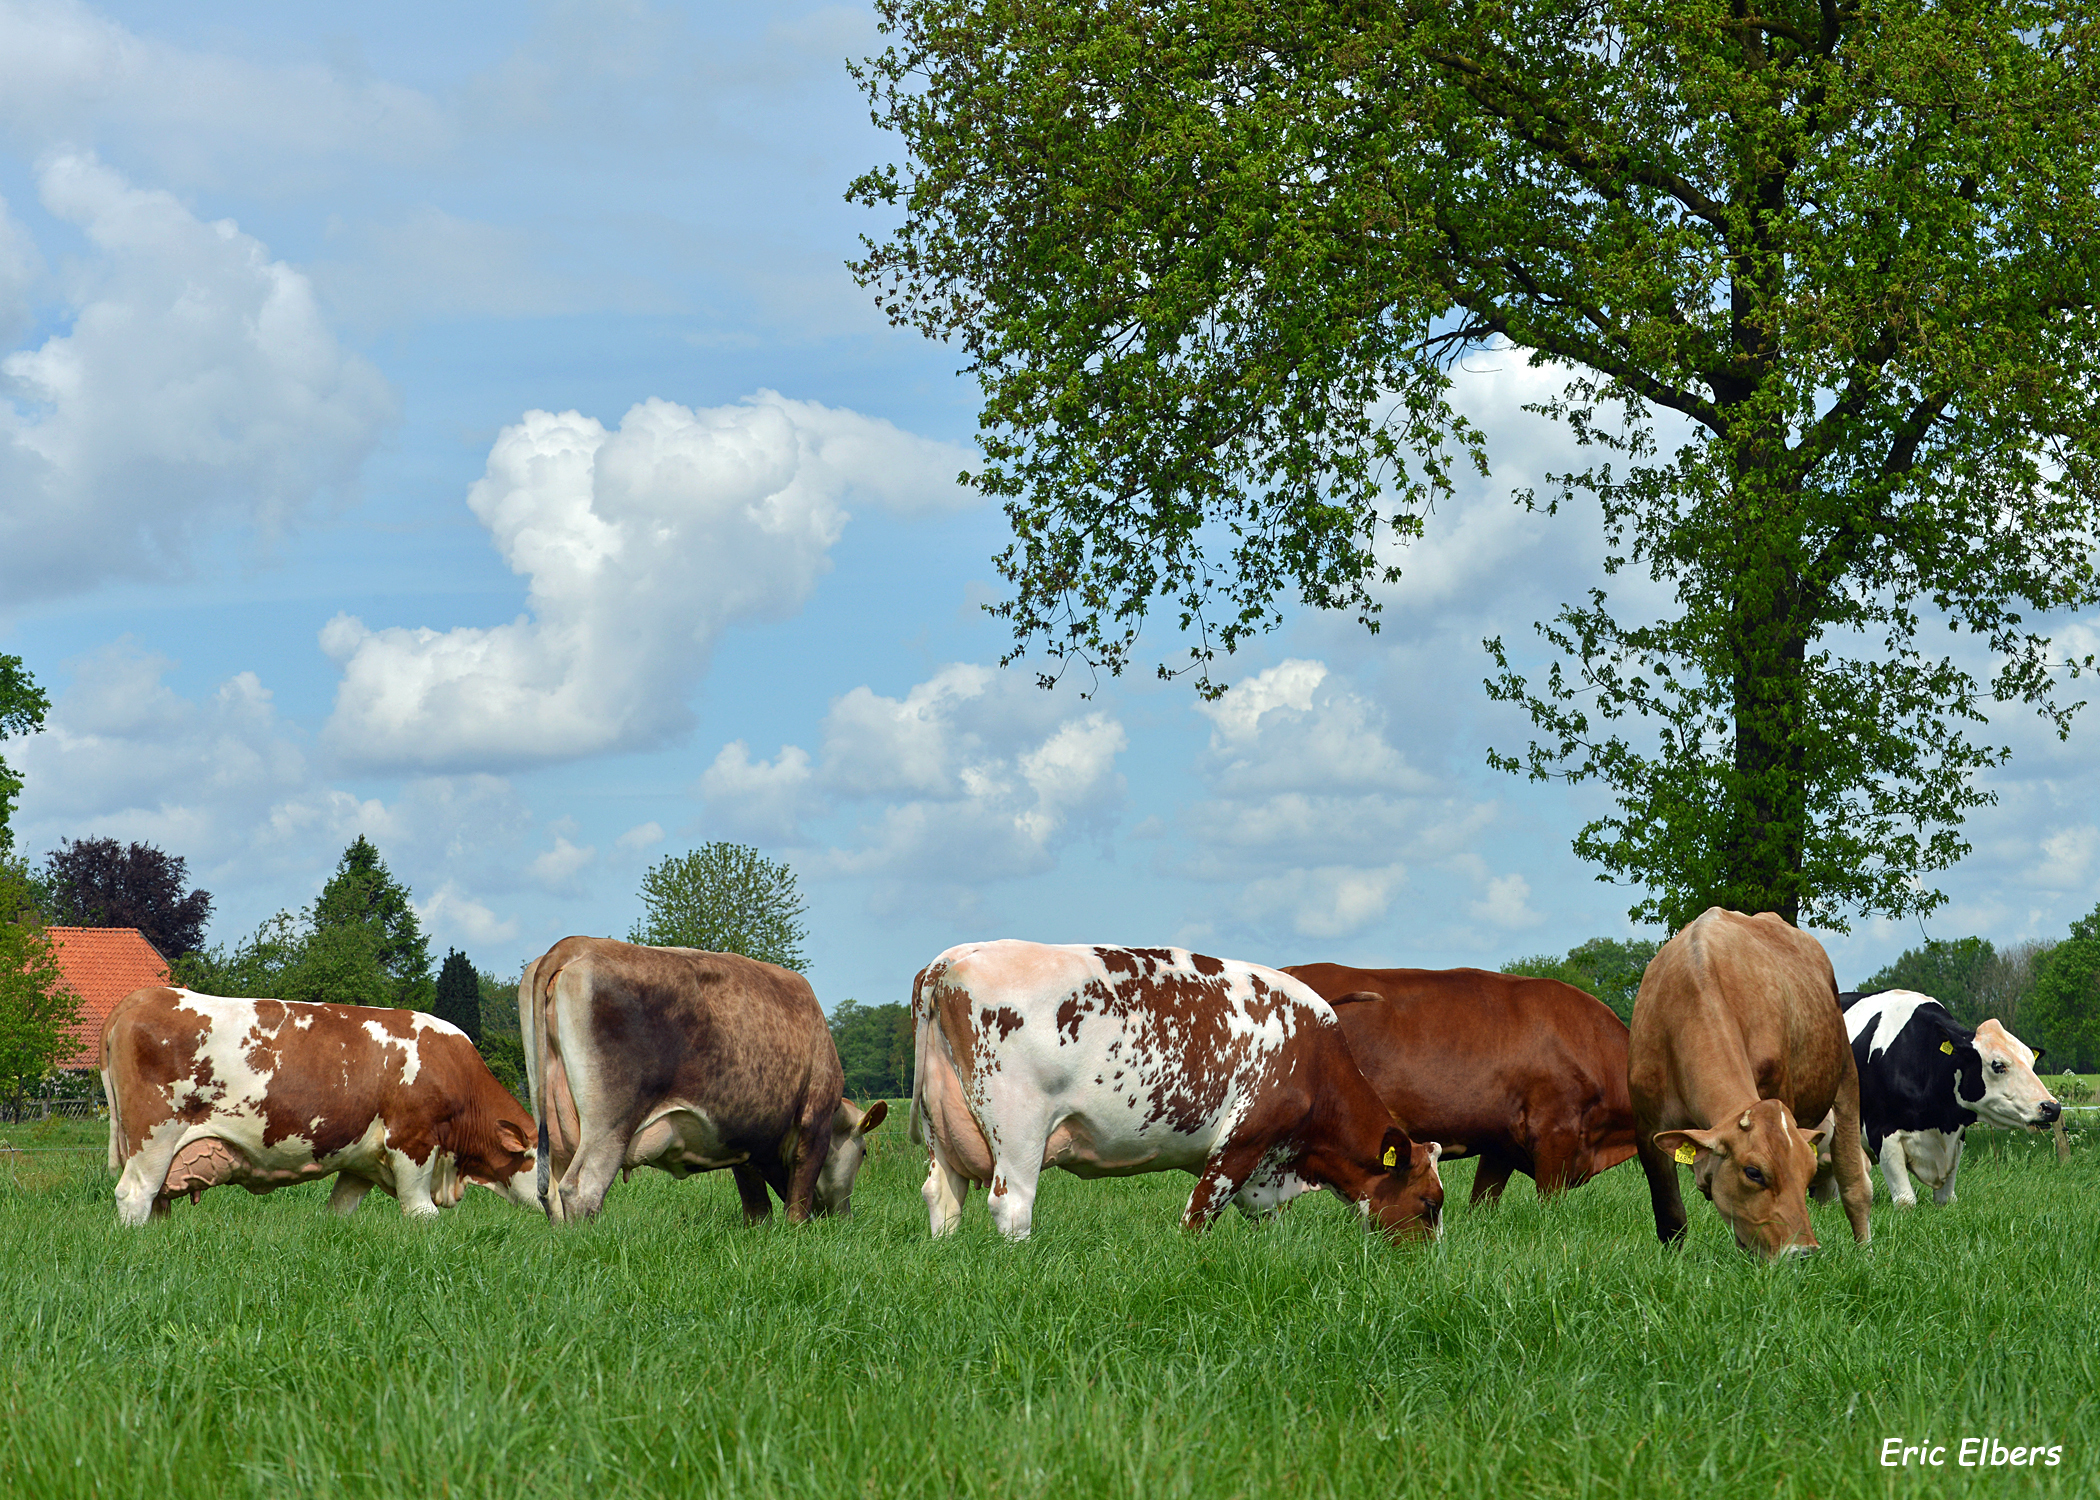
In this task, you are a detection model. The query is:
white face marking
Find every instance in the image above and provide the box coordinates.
[1966,1022,2057,1127]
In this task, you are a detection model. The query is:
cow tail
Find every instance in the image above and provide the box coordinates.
[908,964,935,1147]
[523,956,561,1221]
[103,1064,123,1174]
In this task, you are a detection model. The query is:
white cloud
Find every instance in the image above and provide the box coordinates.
[1471,872,1546,930]
[0,152,393,604]
[698,664,1128,891]
[1235,864,1409,941]
[529,834,596,894]
[0,1,448,177]
[321,391,975,772]
[417,882,520,949]
[2029,826,2098,891]
[614,821,665,853]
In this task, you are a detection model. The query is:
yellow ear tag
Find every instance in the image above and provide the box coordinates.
[1674,1142,1697,1165]
[1940,1040,1955,1054]
[1382,1146,1399,1168]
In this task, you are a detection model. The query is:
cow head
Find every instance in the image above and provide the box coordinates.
[813,1098,890,1217]
[469,1117,541,1209]
[1365,1126,1445,1243]
[1653,1100,1829,1260]
[1957,1019,2060,1131]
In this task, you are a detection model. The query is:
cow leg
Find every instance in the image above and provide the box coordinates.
[1876,1135,1919,1208]
[148,1196,172,1221]
[390,1151,442,1218]
[555,1127,631,1222]
[1634,1134,1690,1245]
[781,1109,832,1224]
[985,1152,1045,1241]
[1934,1133,1964,1206]
[921,1147,970,1237]
[1527,1134,1594,1199]
[1184,1141,1275,1231]
[731,1164,774,1224]
[327,1174,375,1216]
[1469,1149,1519,1207]
[1830,1076,1873,1244]
[113,1128,189,1228]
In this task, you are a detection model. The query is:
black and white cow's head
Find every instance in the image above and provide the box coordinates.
[1959,1018,2060,1131]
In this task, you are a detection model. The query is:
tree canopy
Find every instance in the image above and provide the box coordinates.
[629,844,810,971]
[0,860,82,1116]
[851,0,2100,930]
[828,999,915,1101]
[43,837,213,959]
[1502,935,1661,1022]
[433,948,482,1043]
[0,656,50,859]
[175,837,434,1012]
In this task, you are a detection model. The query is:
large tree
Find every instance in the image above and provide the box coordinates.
[850,0,2100,929]
[43,838,213,959]
[433,947,482,1043]
[630,843,810,971]
[0,655,49,859]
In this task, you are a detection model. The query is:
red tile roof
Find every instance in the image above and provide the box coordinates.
[47,928,172,1069]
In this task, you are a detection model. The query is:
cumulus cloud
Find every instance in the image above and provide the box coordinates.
[1471,872,1546,930]
[698,663,1128,892]
[0,153,393,604]
[416,882,520,949]
[12,643,544,946]
[321,391,974,772]
[1235,864,1409,941]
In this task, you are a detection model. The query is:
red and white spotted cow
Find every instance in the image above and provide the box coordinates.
[102,986,539,1226]
[910,941,1445,1241]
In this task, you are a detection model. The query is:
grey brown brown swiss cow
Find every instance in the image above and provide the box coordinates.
[102,986,539,1226]
[911,941,1445,1241]
[1284,964,1637,1205]
[521,937,887,1223]
[1629,908,1873,1258]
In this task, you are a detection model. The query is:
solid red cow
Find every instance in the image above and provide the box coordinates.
[521,937,886,1224]
[910,941,1445,1241]
[102,986,538,1226]
[1285,964,1637,1205]
[1629,908,1873,1258]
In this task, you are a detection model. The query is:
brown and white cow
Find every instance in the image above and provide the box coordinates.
[101,986,539,1227]
[520,937,887,1224]
[1285,964,1637,1205]
[910,941,1445,1241]
[1629,908,1873,1258]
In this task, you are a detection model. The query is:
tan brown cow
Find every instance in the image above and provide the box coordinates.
[101,986,538,1226]
[1629,908,1873,1258]
[911,941,1445,1241]
[521,937,886,1224]
[1284,964,1637,1205]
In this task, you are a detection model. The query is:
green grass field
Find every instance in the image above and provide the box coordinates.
[3,1110,2097,1500]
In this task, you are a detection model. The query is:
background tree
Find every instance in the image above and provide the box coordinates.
[476,966,528,1099]
[851,0,2100,931]
[0,655,49,859]
[432,948,482,1044]
[0,859,83,1120]
[173,837,432,1011]
[2022,904,2100,1073]
[1856,937,1998,1026]
[1502,935,1661,1023]
[630,843,809,971]
[42,837,213,959]
[828,999,915,1100]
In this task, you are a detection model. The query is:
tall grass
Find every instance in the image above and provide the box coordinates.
[3,1115,2095,1499]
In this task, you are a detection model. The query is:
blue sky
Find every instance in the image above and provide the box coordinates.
[4,0,2097,1006]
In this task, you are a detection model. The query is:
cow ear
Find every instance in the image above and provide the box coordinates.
[1654,1127,1726,1164]
[857,1099,889,1136]
[2032,1047,2046,1067]
[1798,1115,1836,1153]
[1378,1125,1414,1172]
[496,1118,531,1154]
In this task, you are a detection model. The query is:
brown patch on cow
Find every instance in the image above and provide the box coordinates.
[981,1006,1024,1041]
[1189,952,1225,977]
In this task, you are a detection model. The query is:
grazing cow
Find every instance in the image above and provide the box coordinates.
[520,937,887,1224]
[101,986,538,1227]
[909,941,1445,1241]
[1284,964,1637,1205]
[1841,990,2060,1207]
[1628,909,1873,1258]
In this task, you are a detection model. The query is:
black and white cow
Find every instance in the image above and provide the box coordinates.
[1840,989,2060,1207]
